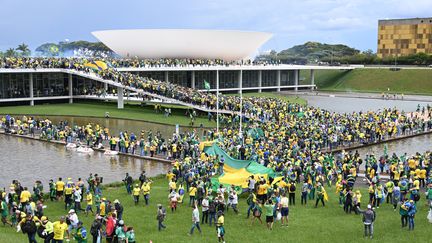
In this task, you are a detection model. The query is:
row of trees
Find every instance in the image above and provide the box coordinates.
[320,52,432,65]
[0,43,31,57]
[259,50,432,66]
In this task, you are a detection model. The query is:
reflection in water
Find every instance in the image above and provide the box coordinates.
[0,135,170,187]
[354,133,432,157]
[302,95,431,113]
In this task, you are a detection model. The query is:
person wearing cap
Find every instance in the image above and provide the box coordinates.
[188,203,202,236]
[407,199,417,231]
[400,199,410,228]
[114,199,124,221]
[72,221,87,243]
[141,180,152,206]
[116,220,127,242]
[40,215,54,242]
[157,204,166,231]
[20,213,37,243]
[357,204,376,239]
[89,216,103,243]
[132,184,140,205]
[67,209,79,233]
[52,216,68,243]
[216,210,225,243]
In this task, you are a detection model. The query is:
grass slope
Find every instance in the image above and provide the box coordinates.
[0,101,215,127]
[0,177,429,243]
[300,69,432,95]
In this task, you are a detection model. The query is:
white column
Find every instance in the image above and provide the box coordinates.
[310,69,315,90]
[117,87,124,109]
[258,70,262,93]
[104,82,108,92]
[294,70,299,91]
[165,71,169,83]
[68,73,73,103]
[29,73,34,106]
[238,70,243,94]
[191,71,195,89]
[276,70,281,92]
[216,70,219,133]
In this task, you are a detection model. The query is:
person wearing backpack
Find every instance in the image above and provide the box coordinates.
[407,200,417,231]
[115,220,128,243]
[21,214,37,243]
[90,216,102,243]
[288,180,296,206]
[126,227,135,243]
[72,221,87,243]
[157,204,166,231]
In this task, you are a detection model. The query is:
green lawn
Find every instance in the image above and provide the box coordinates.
[0,176,429,243]
[300,69,432,95]
[0,101,216,127]
[228,92,308,105]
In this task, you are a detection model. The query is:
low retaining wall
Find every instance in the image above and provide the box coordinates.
[0,131,172,164]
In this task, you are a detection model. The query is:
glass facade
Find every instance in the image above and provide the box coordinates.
[72,75,107,95]
[33,73,69,97]
[219,70,238,89]
[194,71,216,89]
[0,73,30,98]
[243,70,259,88]
[168,71,190,87]
[262,70,277,87]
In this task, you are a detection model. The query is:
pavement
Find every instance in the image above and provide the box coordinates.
[280,90,432,103]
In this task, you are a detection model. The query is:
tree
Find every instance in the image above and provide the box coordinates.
[16,43,31,56]
[5,48,17,57]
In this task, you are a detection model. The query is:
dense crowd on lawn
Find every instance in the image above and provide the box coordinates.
[1,148,431,242]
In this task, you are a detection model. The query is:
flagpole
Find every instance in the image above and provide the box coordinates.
[239,70,243,144]
[216,69,219,134]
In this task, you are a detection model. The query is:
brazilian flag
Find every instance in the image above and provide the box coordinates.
[204,80,210,91]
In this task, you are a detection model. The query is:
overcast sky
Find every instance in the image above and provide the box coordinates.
[1,0,431,53]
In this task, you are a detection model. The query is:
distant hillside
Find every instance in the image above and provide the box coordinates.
[257,41,362,64]
[279,41,360,60]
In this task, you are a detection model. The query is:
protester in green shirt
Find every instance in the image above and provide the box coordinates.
[264,200,274,230]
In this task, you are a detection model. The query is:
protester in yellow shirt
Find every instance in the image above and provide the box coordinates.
[56,178,65,200]
[20,187,31,204]
[52,216,68,241]
[141,181,152,205]
[132,184,141,205]
[85,191,93,216]
[189,185,197,206]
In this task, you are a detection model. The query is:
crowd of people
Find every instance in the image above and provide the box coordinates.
[1,147,431,242]
[1,57,432,241]
[1,174,137,243]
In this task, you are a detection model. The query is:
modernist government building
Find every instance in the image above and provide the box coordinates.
[0,29,352,107]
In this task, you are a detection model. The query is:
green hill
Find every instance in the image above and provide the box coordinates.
[300,69,432,95]
[279,41,360,60]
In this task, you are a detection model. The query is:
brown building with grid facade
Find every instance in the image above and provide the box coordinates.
[377,17,432,58]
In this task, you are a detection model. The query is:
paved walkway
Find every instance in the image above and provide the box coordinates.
[281,90,432,103]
